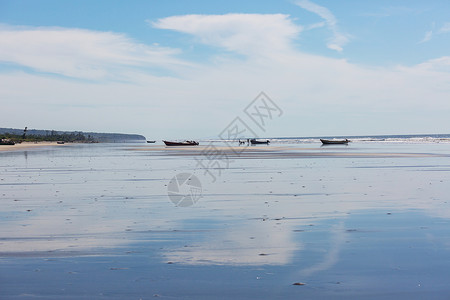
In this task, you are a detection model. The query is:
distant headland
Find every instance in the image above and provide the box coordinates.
[0,127,146,143]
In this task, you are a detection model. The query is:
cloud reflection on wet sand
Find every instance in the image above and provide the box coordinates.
[1,143,450,298]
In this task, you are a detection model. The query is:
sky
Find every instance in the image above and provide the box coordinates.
[1,0,450,139]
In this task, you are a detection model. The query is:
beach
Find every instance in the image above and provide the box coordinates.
[1,141,450,299]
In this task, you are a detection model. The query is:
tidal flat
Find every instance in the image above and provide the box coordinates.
[1,142,450,299]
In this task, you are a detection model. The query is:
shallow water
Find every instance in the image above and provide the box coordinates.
[1,142,450,299]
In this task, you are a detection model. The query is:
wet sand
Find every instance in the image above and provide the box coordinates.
[1,142,450,299]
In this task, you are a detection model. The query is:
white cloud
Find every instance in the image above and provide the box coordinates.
[0,24,190,80]
[295,0,350,52]
[0,14,450,137]
[414,56,450,73]
[2,46,450,138]
[152,14,302,57]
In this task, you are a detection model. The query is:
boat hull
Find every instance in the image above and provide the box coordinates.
[0,140,15,145]
[163,140,199,146]
[250,139,270,145]
[320,139,349,144]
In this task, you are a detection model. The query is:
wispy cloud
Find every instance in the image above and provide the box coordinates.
[439,22,450,33]
[151,14,302,57]
[0,24,189,80]
[295,0,350,52]
[304,21,326,30]
[420,30,433,43]
[419,22,450,43]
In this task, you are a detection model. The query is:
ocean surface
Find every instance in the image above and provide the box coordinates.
[1,136,450,299]
[208,133,450,144]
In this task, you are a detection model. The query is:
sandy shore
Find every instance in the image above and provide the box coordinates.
[1,142,450,299]
[0,141,67,152]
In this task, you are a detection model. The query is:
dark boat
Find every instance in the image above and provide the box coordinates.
[320,139,350,145]
[250,139,270,145]
[147,140,156,143]
[57,141,65,144]
[0,139,15,145]
[163,140,199,146]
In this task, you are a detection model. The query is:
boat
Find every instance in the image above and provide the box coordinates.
[163,140,199,146]
[250,139,270,145]
[320,139,350,145]
[0,139,15,145]
[57,141,65,144]
[147,140,156,143]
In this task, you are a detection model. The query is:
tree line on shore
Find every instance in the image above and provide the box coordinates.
[1,127,146,144]
[1,131,96,143]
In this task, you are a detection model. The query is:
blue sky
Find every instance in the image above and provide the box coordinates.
[1,0,450,138]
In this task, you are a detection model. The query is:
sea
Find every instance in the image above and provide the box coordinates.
[206,133,450,144]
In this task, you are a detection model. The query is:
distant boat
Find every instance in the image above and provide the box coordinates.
[250,139,270,145]
[57,141,65,144]
[147,140,156,143]
[0,139,15,145]
[320,139,350,145]
[163,140,199,146]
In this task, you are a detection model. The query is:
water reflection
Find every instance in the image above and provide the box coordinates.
[164,220,298,265]
[299,221,345,276]
[1,143,450,271]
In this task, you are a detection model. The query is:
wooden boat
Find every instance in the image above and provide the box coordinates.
[146,140,156,143]
[250,139,270,145]
[57,141,65,144]
[163,140,199,146]
[320,139,349,145]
